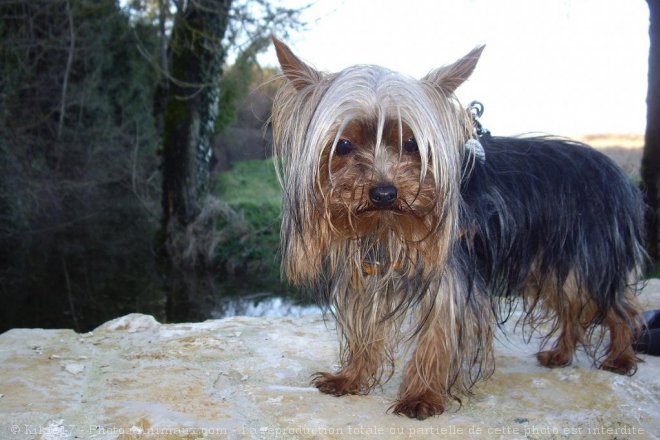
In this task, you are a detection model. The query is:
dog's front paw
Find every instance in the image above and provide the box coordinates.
[312,372,363,396]
[391,392,445,420]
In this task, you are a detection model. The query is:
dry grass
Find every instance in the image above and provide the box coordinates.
[576,134,644,179]
[576,133,643,149]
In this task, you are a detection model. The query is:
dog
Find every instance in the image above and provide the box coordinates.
[270,37,646,419]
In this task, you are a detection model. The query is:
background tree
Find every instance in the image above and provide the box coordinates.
[642,0,660,267]
[155,0,304,268]
[159,0,233,250]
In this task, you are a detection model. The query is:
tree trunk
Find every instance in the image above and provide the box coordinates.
[160,0,232,259]
[642,0,660,266]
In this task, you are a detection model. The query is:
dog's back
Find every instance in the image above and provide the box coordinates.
[461,135,646,373]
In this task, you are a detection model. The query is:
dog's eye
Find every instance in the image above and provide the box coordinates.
[335,139,354,156]
[403,137,418,153]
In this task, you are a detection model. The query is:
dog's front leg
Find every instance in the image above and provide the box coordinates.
[312,334,388,396]
[391,317,452,420]
[313,283,396,396]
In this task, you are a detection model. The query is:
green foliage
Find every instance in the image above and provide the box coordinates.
[216,62,257,133]
[216,36,270,134]
[0,0,162,331]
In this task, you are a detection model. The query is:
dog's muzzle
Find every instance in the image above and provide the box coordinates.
[368,184,397,208]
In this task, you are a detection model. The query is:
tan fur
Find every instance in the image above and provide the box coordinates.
[392,271,494,419]
[271,36,485,418]
[269,37,642,420]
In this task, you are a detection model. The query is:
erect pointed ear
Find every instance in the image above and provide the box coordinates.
[422,45,485,95]
[272,36,322,90]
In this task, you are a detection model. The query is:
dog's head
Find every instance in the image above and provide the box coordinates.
[271,38,483,282]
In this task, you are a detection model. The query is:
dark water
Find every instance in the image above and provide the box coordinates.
[0,272,318,334]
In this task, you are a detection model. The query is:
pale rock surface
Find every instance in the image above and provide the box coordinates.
[1,283,659,440]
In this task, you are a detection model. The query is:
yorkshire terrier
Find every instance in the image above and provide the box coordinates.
[270,37,646,419]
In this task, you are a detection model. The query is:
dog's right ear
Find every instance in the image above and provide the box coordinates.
[272,36,322,90]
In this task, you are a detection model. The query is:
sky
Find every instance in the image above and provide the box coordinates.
[259,0,650,137]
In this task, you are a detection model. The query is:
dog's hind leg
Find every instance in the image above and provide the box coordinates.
[599,294,642,375]
[533,272,641,375]
[536,317,594,369]
[533,273,593,368]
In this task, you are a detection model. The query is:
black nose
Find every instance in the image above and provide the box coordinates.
[369,184,397,208]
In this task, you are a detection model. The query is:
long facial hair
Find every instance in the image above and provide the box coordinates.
[271,40,479,284]
[270,38,493,395]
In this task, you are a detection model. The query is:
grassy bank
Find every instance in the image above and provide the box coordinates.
[214,159,284,288]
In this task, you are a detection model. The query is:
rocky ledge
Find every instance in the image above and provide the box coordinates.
[1,283,659,440]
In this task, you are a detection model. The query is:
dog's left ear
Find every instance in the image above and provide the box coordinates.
[422,46,485,95]
[272,36,322,90]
